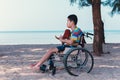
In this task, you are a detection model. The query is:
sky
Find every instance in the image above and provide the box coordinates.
[0,0,120,31]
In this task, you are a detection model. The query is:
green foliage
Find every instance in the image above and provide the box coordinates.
[86,0,92,4]
[103,0,120,15]
[70,0,77,3]
[70,0,92,7]
[69,0,120,15]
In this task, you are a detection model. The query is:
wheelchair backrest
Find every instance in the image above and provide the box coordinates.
[78,34,86,48]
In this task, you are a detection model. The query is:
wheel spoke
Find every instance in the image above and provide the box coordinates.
[64,48,94,76]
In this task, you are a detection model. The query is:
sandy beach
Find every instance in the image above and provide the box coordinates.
[0,43,120,80]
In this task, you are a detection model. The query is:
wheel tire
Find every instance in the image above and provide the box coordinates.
[64,47,94,76]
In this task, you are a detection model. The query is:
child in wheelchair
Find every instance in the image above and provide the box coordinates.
[31,14,85,74]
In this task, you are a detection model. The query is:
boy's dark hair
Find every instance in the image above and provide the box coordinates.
[67,14,78,25]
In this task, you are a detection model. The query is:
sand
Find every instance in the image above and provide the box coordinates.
[0,44,120,80]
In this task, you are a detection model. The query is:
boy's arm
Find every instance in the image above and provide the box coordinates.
[59,38,73,45]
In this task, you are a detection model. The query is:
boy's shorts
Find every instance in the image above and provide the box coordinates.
[56,45,75,52]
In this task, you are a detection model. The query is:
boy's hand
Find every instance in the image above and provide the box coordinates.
[59,36,63,42]
[55,36,59,39]
[55,35,64,43]
[55,35,62,40]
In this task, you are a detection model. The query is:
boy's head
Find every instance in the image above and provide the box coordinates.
[67,14,78,28]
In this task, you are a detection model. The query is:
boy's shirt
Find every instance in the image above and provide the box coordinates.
[70,26,83,44]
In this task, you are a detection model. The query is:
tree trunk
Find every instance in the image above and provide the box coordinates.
[101,21,105,44]
[92,0,103,56]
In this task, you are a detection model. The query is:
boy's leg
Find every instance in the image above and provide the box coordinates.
[32,48,58,70]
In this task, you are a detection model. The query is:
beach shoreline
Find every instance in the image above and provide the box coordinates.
[0,43,120,80]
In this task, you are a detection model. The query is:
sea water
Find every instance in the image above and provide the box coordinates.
[0,30,119,45]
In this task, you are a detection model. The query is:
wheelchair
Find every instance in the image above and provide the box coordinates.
[40,32,94,76]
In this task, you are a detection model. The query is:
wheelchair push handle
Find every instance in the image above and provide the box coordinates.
[84,32,94,39]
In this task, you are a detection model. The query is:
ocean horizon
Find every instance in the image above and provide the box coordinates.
[0,30,120,45]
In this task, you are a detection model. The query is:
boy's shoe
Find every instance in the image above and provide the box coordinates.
[40,64,47,73]
[51,66,56,76]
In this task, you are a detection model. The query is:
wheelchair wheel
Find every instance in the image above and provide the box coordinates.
[64,47,94,76]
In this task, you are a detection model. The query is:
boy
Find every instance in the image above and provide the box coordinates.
[31,14,83,71]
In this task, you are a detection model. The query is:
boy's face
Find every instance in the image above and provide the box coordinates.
[67,18,74,28]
